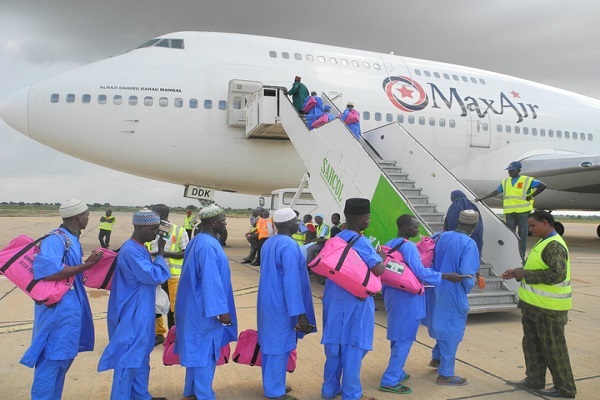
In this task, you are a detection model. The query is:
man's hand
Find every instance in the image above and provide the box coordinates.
[502,268,525,281]
[294,313,313,334]
[441,272,463,282]
[83,250,104,269]
[217,313,232,325]
[157,237,166,255]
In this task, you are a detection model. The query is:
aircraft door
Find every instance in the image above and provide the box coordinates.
[228,80,262,128]
[468,110,491,148]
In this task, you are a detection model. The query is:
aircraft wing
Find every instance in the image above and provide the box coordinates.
[520,153,600,193]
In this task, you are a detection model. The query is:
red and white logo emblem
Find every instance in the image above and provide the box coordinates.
[382,76,428,112]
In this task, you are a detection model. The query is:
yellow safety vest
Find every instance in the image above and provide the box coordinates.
[518,234,572,311]
[183,215,194,230]
[291,232,305,245]
[144,224,185,276]
[502,175,534,214]
[316,223,331,239]
[99,216,116,231]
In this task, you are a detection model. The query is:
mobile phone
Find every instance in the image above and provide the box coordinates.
[158,220,171,239]
[459,274,474,279]
[96,250,104,256]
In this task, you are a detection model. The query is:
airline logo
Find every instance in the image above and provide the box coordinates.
[382,76,539,123]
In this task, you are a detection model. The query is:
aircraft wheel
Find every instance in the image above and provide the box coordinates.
[554,222,564,236]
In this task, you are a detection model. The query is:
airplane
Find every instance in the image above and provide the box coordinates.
[2,31,600,236]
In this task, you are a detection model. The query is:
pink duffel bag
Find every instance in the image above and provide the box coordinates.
[82,248,117,290]
[163,326,231,366]
[417,235,437,268]
[232,329,297,372]
[380,241,424,295]
[308,235,381,299]
[0,232,72,306]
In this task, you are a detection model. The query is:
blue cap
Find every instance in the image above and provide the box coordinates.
[324,105,331,111]
[506,161,522,170]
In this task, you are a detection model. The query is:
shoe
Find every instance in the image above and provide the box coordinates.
[241,258,252,264]
[151,397,167,400]
[428,359,440,368]
[154,335,165,347]
[379,383,412,394]
[535,387,575,398]
[435,375,467,386]
[507,378,538,389]
[250,261,260,266]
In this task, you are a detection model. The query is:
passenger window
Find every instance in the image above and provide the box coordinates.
[557,130,562,138]
[282,52,290,59]
[408,116,415,124]
[429,117,435,126]
[204,99,212,109]
[415,69,422,76]
[269,51,277,58]
[479,78,486,85]
[189,99,198,109]
[329,57,337,65]
[294,53,302,60]
[341,59,348,66]
[548,129,554,137]
[66,94,75,103]
[470,77,477,83]
[363,111,370,120]
[386,113,393,122]
[462,76,468,82]
[113,95,122,105]
[318,56,326,63]
[497,124,503,132]
[506,125,511,133]
[306,54,314,62]
[482,123,488,131]
[424,71,431,77]
[374,63,381,70]
[129,96,138,106]
[580,132,586,140]
[439,118,446,127]
[452,75,459,81]
[523,127,529,135]
[159,97,168,107]
[218,100,227,110]
[419,117,425,125]
[98,94,107,104]
[82,94,91,104]
[352,60,359,68]
[397,115,404,123]
[588,133,593,141]
[374,112,381,121]
[363,62,370,69]
[449,119,456,128]
[434,72,440,78]
[515,126,520,134]
[144,96,153,106]
[565,131,570,139]
[572,132,578,140]
[532,128,537,136]
[540,129,545,137]
[443,73,450,80]
[174,98,183,108]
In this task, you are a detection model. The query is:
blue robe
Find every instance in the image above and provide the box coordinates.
[303,95,324,126]
[98,239,170,371]
[338,108,361,139]
[21,228,94,399]
[175,233,237,366]
[321,230,381,400]
[258,234,316,397]
[380,238,441,387]
[258,234,316,354]
[444,190,484,257]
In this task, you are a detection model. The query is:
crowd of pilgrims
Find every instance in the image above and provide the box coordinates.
[21,195,484,400]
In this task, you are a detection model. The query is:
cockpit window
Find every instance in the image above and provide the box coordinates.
[136,38,184,50]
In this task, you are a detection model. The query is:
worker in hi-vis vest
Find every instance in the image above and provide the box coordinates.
[145,204,189,346]
[501,210,576,398]
[98,209,116,249]
[475,161,546,261]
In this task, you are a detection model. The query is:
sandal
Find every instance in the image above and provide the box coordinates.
[379,383,412,394]
[428,359,440,368]
[435,376,467,386]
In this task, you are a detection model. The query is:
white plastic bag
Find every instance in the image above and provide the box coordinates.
[155,285,170,315]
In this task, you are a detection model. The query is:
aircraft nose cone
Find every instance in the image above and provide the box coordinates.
[0,86,31,137]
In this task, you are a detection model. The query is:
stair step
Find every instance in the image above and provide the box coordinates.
[470,277,505,291]
[393,180,416,189]
[418,213,444,222]
[400,188,422,196]
[404,195,430,205]
[412,204,437,213]
[378,160,397,167]
[467,290,517,305]
[468,303,518,314]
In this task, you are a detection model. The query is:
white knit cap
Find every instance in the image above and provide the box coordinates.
[59,199,88,218]
[273,208,296,223]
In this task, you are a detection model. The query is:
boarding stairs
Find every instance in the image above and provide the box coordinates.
[245,86,521,313]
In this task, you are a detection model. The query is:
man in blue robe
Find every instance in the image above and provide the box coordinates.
[98,209,170,400]
[303,91,324,128]
[380,215,462,394]
[257,208,317,400]
[425,210,480,386]
[321,198,385,400]
[175,204,237,400]
[21,199,103,400]
[338,102,361,139]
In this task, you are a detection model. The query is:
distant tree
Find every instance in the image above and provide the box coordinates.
[186,205,198,211]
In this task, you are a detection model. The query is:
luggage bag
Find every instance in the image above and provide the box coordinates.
[163,326,231,366]
[232,329,297,372]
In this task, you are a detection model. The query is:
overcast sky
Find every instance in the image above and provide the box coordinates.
[1,0,599,208]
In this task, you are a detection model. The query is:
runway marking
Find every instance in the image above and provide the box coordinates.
[0,312,107,335]
[233,286,258,296]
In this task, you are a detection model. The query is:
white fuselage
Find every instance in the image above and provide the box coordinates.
[2,32,600,209]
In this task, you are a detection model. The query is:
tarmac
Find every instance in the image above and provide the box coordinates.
[0,211,598,399]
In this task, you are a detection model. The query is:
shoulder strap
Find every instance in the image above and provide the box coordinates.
[0,234,50,273]
[334,234,361,272]
[387,239,407,254]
